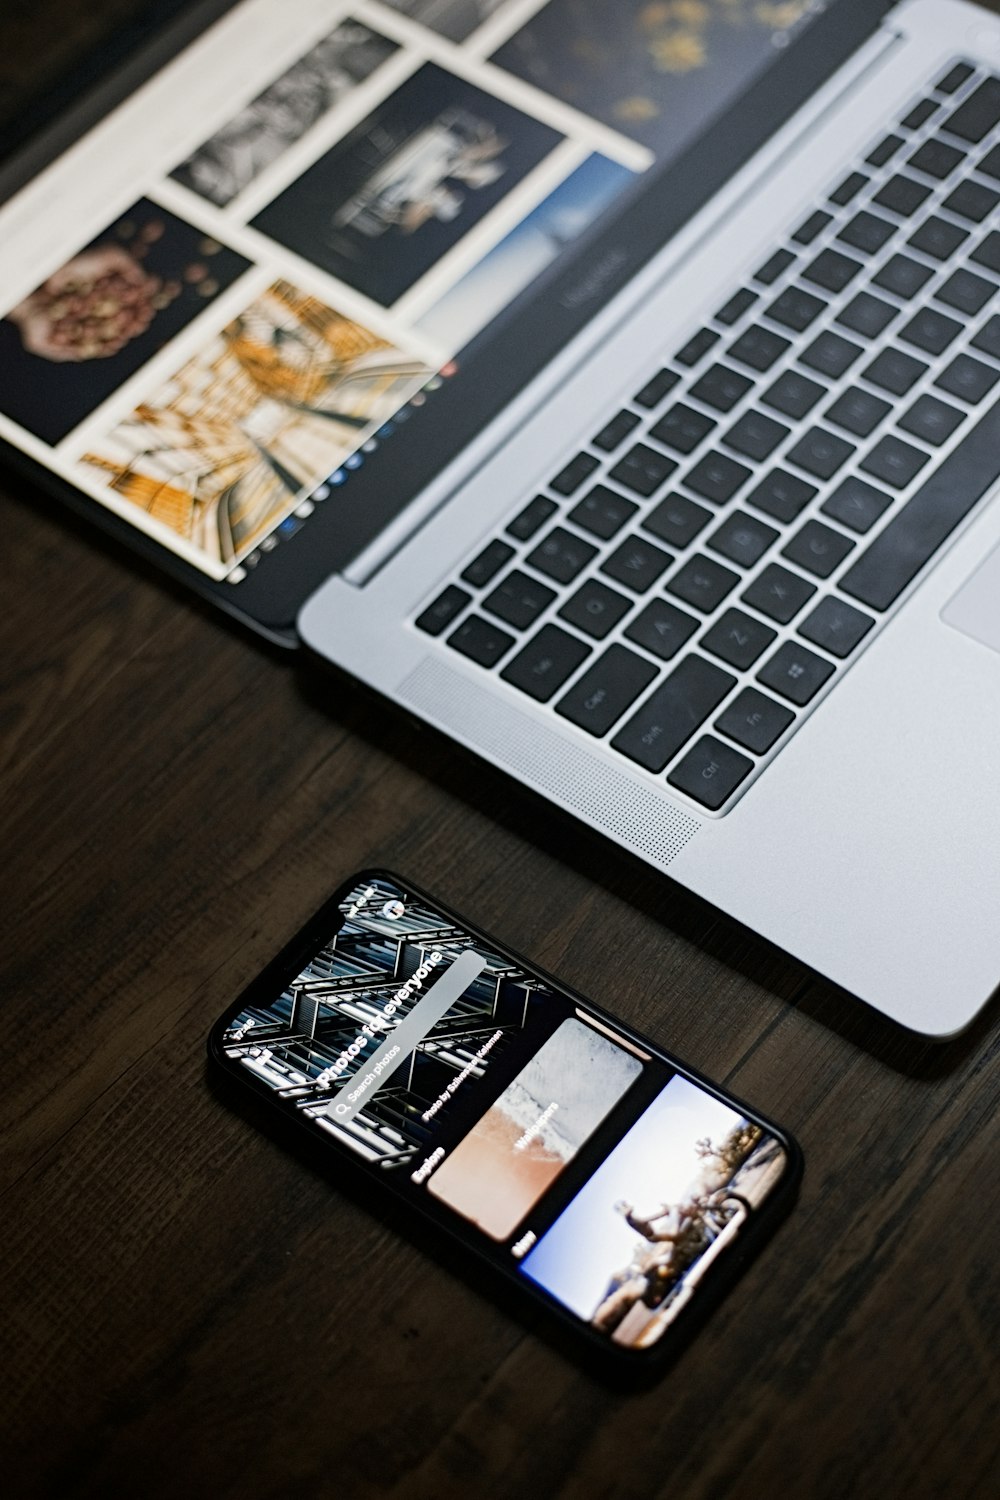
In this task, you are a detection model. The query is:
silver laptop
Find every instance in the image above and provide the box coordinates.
[3,0,1000,1035]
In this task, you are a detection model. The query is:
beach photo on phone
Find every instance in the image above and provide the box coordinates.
[428,1017,641,1239]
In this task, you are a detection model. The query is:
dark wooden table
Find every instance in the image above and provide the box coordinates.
[3,5,999,1497]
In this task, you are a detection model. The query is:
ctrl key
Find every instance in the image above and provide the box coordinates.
[668,736,753,810]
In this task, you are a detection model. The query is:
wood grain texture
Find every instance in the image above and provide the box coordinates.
[2,5,1000,1498]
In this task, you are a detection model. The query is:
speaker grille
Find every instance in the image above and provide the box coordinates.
[400,657,700,868]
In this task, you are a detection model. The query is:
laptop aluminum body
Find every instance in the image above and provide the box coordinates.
[300,0,1000,1038]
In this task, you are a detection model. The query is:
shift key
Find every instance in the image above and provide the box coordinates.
[611,655,736,773]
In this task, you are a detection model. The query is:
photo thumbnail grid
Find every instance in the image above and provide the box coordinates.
[0,0,667,579]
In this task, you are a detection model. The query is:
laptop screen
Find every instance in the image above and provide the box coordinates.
[0,0,888,634]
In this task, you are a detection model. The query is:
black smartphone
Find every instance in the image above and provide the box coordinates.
[208,870,801,1373]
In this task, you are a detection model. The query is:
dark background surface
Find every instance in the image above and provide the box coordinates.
[2,3,1000,1498]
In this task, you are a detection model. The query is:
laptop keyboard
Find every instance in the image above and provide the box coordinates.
[414,59,1000,814]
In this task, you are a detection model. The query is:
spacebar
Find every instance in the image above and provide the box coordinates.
[840,397,1000,611]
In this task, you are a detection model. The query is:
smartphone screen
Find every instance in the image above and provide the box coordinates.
[209,872,797,1360]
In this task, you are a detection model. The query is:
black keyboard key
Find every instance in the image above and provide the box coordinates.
[801,330,863,377]
[556,644,657,738]
[906,215,968,261]
[741,563,816,624]
[707,511,779,569]
[802,248,864,293]
[866,133,904,168]
[767,285,826,332]
[970,231,1000,274]
[416,584,471,636]
[872,174,932,217]
[825,385,891,438]
[863,346,928,394]
[676,327,720,367]
[715,688,794,755]
[500,623,590,701]
[746,468,816,524]
[754,248,795,285]
[715,288,758,325]
[762,369,825,419]
[872,253,934,300]
[569,484,638,540]
[507,495,556,541]
[526,526,597,584]
[462,538,515,587]
[836,291,899,337]
[448,614,514,667]
[634,368,680,409]
[859,435,930,489]
[798,596,874,658]
[701,607,776,670]
[782,519,855,578]
[792,210,832,245]
[838,210,897,255]
[482,570,555,630]
[898,393,965,446]
[728,324,791,372]
[685,450,752,505]
[934,352,999,403]
[757,641,835,706]
[908,138,965,178]
[970,314,1000,359]
[898,306,962,354]
[901,98,938,130]
[601,535,672,593]
[723,408,789,461]
[642,492,712,549]
[625,599,699,661]
[978,143,1000,181]
[668,736,753,810]
[943,77,1000,143]
[667,554,740,612]
[650,402,717,454]
[941,179,1000,222]
[689,363,753,413]
[821,476,892,534]
[592,409,640,452]
[611,655,735,773]
[935,62,974,95]
[829,171,868,206]
[550,452,599,496]
[609,443,677,497]
[841,393,1000,611]
[786,427,855,480]
[559,579,632,639]
[935,267,996,315]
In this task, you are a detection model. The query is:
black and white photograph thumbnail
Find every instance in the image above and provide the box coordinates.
[171,18,398,207]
